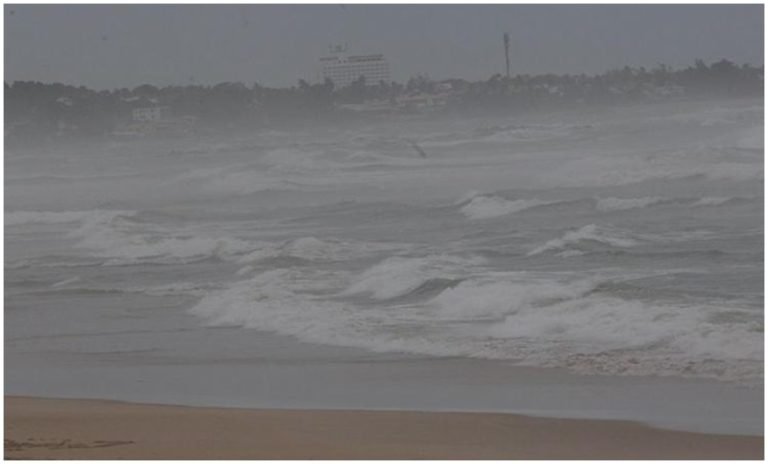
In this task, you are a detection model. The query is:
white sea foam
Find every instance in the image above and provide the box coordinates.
[189,269,359,344]
[189,268,762,382]
[345,254,486,300]
[48,281,222,297]
[454,190,483,205]
[460,195,551,219]
[99,236,253,264]
[480,124,574,143]
[691,196,734,207]
[486,288,763,380]
[498,295,762,363]
[527,224,637,256]
[430,277,597,320]
[236,265,255,276]
[51,276,82,288]
[69,213,252,264]
[139,282,222,297]
[9,99,763,387]
[190,268,480,360]
[596,195,755,211]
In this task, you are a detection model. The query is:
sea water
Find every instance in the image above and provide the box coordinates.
[5,98,764,432]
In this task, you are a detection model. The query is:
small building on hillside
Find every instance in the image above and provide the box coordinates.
[116,106,196,138]
[132,106,172,122]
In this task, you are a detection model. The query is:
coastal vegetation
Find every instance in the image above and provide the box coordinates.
[5,59,762,141]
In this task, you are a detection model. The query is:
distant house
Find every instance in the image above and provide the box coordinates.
[116,106,196,138]
[395,93,449,111]
[132,106,172,122]
[56,96,74,107]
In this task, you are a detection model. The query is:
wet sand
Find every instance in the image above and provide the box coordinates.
[5,396,763,460]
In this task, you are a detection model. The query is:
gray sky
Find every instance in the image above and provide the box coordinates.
[4,4,763,89]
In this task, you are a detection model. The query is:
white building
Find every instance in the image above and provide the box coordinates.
[319,51,390,88]
[132,106,172,122]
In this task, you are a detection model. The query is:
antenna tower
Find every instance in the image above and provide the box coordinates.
[503,33,510,78]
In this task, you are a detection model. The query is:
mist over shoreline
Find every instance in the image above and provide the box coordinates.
[6,58,762,146]
[5,5,764,452]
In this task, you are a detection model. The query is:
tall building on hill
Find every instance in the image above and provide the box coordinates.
[319,46,390,88]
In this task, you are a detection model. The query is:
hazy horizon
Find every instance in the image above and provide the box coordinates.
[5,4,764,459]
[5,4,763,89]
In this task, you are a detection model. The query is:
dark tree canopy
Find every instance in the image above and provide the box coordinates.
[5,59,762,141]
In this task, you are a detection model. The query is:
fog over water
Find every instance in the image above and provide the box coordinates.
[4,4,764,436]
[7,98,763,385]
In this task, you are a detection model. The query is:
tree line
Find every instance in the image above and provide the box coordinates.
[5,59,762,140]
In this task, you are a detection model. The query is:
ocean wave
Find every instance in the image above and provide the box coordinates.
[6,256,109,270]
[344,254,486,300]
[50,276,82,288]
[6,209,134,227]
[238,237,340,263]
[596,195,757,212]
[594,197,664,212]
[691,196,744,207]
[457,193,754,220]
[176,166,298,195]
[262,147,333,174]
[527,224,638,257]
[20,207,404,267]
[478,123,583,143]
[698,162,764,182]
[189,269,357,341]
[543,152,763,188]
[188,268,762,383]
[459,193,553,219]
[190,268,485,360]
[238,236,404,264]
[485,285,762,381]
[69,212,253,265]
[430,277,597,320]
[34,281,218,298]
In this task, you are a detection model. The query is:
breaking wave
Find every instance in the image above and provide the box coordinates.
[596,195,757,212]
[68,211,252,265]
[691,196,741,207]
[238,236,405,265]
[455,193,757,221]
[527,224,638,257]
[459,193,553,219]
[189,266,762,383]
[430,277,597,320]
[35,280,220,298]
[6,209,133,227]
[344,254,486,300]
[12,207,408,267]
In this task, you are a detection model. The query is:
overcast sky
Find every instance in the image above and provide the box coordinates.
[4,4,764,89]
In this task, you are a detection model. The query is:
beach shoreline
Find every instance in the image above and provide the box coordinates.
[7,326,763,437]
[5,396,763,460]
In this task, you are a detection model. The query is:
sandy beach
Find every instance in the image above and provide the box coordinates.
[4,396,763,460]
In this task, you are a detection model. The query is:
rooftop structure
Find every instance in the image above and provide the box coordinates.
[319,48,390,88]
